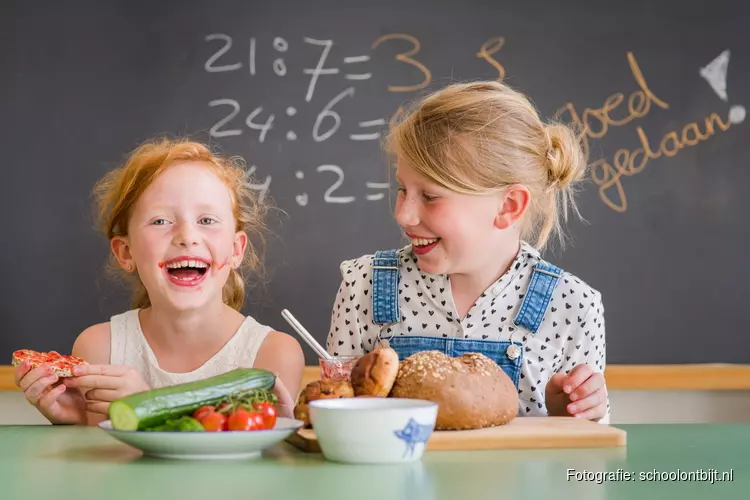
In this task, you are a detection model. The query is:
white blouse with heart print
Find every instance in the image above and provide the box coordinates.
[325,241,610,423]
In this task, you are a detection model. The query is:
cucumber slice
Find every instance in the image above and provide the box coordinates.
[108,368,276,431]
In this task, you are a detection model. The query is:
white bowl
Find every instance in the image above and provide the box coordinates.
[98,417,304,460]
[309,398,438,464]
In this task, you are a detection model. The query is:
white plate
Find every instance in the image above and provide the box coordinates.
[98,417,304,460]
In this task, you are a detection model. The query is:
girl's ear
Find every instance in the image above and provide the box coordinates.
[232,231,249,268]
[111,236,135,272]
[494,184,530,230]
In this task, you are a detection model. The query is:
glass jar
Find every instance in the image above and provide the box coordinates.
[319,355,360,381]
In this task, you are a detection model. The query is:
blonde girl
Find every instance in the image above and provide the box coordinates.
[327,81,609,422]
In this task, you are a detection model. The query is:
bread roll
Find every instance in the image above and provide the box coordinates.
[390,350,519,430]
[294,379,355,427]
[350,347,400,397]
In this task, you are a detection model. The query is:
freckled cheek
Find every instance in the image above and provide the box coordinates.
[129,233,165,266]
[204,236,235,266]
[204,241,220,263]
[425,205,457,237]
[435,210,479,259]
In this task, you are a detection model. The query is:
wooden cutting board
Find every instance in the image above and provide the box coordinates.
[286,417,626,452]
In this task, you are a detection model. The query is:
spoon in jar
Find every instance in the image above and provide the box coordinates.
[281,309,332,360]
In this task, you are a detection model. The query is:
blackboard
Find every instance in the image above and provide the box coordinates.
[2,0,748,366]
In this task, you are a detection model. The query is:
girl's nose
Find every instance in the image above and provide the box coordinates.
[395,196,420,228]
[173,222,200,247]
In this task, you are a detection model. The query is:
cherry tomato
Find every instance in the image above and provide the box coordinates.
[193,405,216,421]
[198,411,226,432]
[228,409,265,431]
[227,409,252,431]
[253,402,277,429]
[248,411,265,430]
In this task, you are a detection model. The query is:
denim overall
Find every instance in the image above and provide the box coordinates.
[371,249,563,389]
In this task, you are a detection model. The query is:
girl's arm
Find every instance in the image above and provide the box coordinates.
[546,290,609,422]
[253,330,305,415]
[326,257,378,356]
[71,322,114,426]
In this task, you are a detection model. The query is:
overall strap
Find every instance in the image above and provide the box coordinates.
[513,261,563,334]
[371,249,401,325]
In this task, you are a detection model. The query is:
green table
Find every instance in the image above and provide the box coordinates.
[1,424,745,499]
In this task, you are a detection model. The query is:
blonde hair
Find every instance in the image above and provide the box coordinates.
[386,80,587,250]
[92,137,269,311]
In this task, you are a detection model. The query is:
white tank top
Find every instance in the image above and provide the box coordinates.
[109,309,271,389]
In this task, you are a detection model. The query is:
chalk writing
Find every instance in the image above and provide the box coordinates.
[557,51,736,212]
[245,166,272,203]
[313,87,355,142]
[246,107,275,143]
[366,182,391,201]
[371,33,431,92]
[477,36,506,81]
[249,37,256,76]
[317,165,356,204]
[208,99,242,137]
[591,112,733,212]
[204,34,241,72]
[304,38,338,102]
[350,118,385,141]
[555,52,670,164]
[200,34,743,211]
[273,37,288,77]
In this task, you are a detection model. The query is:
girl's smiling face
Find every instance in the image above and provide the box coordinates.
[112,161,247,311]
[394,159,511,277]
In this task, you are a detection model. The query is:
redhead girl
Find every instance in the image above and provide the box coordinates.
[15,139,305,425]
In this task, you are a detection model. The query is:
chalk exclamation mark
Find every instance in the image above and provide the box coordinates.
[700,49,745,124]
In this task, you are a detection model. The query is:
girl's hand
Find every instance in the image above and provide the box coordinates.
[14,360,87,425]
[545,364,608,421]
[63,364,150,416]
[272,377,295,419]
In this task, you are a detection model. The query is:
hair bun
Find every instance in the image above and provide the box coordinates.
[543,124,586,189]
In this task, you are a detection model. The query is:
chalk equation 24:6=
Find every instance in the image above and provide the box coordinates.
[207,87,360,143]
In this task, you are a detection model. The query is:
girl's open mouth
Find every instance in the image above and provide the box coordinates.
[161,258,211,287]
[412,238,441,256]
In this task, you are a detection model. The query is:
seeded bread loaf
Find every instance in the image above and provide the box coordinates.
[350,347,400,397]
[389,350,519,430]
